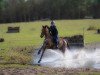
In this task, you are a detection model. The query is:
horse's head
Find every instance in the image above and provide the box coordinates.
[40,25,50,38]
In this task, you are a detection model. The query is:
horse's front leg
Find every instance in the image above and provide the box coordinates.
[38,41,47,63]
[38,48,46,63]
[38,41,45,55]
[38,45,43,55]
[38,44,46,63]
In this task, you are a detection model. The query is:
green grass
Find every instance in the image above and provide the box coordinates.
[0,19,100,66]
[79,72,100,75]
[0,19,100,47]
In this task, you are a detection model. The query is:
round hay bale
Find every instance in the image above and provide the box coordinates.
[0,38,4,42]
[97,29,100,34]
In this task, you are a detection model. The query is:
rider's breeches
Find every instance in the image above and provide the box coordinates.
[53,35,58,46]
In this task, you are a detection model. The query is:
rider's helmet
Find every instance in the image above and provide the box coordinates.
[51,20,55,26]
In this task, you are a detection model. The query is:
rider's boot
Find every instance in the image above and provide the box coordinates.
[55,45,58,49]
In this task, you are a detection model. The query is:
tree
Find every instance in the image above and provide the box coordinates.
[92,0,100,18]
[0,0,99,23]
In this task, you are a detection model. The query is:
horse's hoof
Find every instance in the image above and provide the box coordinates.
[38,60,41,63]
[38,52,40,55]
[38,50,41,55]
[37,63,41,66]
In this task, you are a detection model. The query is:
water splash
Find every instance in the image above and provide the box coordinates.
[33,48,100,69]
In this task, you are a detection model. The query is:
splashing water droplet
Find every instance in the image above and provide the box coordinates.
[33,48,100,69]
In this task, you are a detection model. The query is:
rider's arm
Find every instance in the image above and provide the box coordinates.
[49,27,52,35]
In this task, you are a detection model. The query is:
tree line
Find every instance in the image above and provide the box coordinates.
[0,0,100,23]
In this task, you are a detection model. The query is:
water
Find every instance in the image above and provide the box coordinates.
[33,48,100,69]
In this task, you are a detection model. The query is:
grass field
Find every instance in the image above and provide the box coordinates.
[0,19,100,47]
[0,19,100,65]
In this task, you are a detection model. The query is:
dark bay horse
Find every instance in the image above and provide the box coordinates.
[38,25,69,63]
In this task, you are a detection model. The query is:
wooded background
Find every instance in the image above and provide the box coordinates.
[0,0,100,23]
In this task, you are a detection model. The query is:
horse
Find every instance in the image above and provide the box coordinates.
[37,25,69,63]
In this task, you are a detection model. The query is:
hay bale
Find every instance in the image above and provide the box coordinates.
[87,26,96,31]
[97,29,100,34]
[7,27,20,33]
[0,38,4,42]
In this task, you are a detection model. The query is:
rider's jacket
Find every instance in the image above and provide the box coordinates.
[49,25,58,36]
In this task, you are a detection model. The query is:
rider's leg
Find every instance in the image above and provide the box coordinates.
[54,36,58,49]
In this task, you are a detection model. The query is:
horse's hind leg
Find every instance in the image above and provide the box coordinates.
[61,40,67,56]
[67,42,70,49]
[62,40,67,53]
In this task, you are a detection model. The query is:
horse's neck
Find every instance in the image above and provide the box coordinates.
[45,31,51,39]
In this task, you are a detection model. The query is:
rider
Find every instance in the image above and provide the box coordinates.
[49,20,59,49]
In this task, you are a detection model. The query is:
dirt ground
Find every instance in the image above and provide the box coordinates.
[0,67,100,75]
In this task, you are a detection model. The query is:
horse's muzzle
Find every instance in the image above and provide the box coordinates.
[40,35,43,38]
